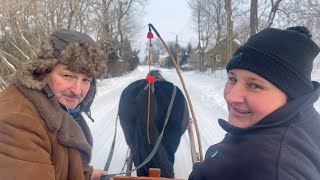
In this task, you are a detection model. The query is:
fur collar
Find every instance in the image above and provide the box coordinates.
[13,78,93,164]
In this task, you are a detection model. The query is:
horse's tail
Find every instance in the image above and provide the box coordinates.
[131,83,174,177]
[118,80,174,178]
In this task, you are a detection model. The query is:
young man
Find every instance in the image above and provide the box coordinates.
[0,29,107,179]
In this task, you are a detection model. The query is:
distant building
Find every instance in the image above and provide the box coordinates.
[158,54,167,67]
[187,48,202,70]
[188,37,241,71]
[205,37,241,70]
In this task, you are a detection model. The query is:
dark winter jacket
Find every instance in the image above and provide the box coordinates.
[189,81,320,180]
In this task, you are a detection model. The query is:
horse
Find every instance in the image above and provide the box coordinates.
[146,69,166,81]
[118,70,189,178]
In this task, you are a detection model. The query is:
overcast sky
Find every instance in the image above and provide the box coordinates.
[134,0,197,59]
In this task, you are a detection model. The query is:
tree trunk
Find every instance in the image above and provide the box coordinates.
[250,0,258,35]
[266,0,283,28]
[225,0,233,63]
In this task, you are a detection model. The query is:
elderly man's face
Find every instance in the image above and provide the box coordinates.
[45,64,93,109]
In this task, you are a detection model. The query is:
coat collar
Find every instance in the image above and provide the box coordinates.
[13,80,93,164]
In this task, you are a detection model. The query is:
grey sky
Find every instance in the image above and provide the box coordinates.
[135,0,196,59]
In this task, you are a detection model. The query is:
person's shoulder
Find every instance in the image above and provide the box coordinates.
[0,86,49,140]
[0,84,40,119]
[0,84,25,101]
[0,84,26,114]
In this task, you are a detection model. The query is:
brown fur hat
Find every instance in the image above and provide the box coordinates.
[14,29,107,116]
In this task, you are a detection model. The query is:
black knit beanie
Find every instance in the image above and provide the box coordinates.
[226,26,320,99]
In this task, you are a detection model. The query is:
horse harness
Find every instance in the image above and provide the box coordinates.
[102,83,177,179]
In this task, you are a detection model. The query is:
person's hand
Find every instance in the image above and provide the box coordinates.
[90,169,108,180]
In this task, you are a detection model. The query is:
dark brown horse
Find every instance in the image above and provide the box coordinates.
[118,70,189,178]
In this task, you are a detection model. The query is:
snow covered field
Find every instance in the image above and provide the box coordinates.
[87,66,320,179]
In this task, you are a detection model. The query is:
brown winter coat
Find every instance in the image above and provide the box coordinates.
[0,82,94,180]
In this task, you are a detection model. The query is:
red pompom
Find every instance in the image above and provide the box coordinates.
[146,75,155,82]
[147,32,154,39]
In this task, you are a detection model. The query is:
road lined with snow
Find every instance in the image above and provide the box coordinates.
[88,66,320,179]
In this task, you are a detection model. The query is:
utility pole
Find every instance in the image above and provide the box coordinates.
[175,34,180,67]
[168,32,180,68]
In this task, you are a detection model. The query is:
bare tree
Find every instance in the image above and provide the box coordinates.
[149,38,165,65]
[265,0,283,27]
[225,0,233,62]
[185,0,320,72]
[0,50,16,90]
[93,0,146,59]
[188,0,218,71]
[0,0,148,91]
[250,0,258,35]
[188,0,204,70]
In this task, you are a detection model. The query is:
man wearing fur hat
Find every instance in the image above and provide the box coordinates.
[0,29,107,179]
[189,26,320,180]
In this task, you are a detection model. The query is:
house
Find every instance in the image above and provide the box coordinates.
[186,38,240,71]
[187,48,202,70]
[204,37,241,70]
[158,54,167,67]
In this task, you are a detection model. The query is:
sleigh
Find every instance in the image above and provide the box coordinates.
[102,24,203,180]
[110,168,183,180]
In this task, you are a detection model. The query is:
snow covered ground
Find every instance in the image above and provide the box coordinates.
[87,66,320,179]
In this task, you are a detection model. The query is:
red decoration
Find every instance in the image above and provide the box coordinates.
[147,32,154,39]
[146,75,155,82]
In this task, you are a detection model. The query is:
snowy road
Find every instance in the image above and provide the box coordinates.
[87,66,320,179]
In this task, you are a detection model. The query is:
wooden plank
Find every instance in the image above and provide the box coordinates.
[111,177,181,180]
[110,168,183,180]
[148,168,160,177]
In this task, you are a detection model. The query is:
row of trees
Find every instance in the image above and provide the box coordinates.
[0,0,147,91]
[187,0,320,70]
